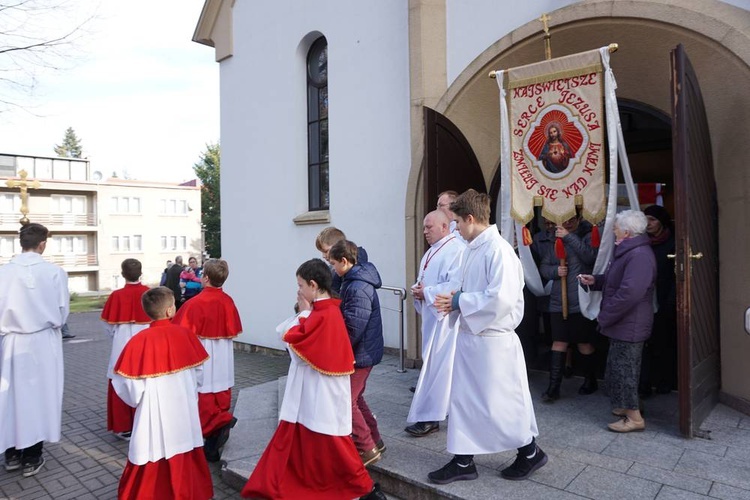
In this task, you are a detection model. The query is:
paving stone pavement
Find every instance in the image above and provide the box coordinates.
[0,311,291,500]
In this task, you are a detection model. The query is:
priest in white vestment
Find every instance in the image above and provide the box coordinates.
[406,210,464,436]
[0,223,69,477]
[431,190,547,485]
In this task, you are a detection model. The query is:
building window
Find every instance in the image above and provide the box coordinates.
[112,234,142,252]
[159,198,188,215]
[0,194,21,214]
[307,36,329,211]
[0,236,20,256]
[51,195,86,215]
[110,196,141,214]
[160,235,187,251]
[51,235,87,254]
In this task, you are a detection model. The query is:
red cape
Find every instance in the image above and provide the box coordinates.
[114,320,209,379]
[172,287,243,339]
[282,299,355,375]
[101,283,152,324]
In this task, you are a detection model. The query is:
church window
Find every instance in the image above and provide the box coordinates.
[307,36,329,210]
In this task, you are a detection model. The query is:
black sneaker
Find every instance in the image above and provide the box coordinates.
[500,446,548,480]
[215,417,238,450]
[428,457,478,484]
[4,451,21,472]
[22,457,45,477]
[359,482,387,500]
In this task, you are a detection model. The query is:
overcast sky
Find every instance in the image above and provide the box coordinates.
[0,0,218,183]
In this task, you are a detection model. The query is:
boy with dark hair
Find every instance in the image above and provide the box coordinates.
[1,223,68,477]
[173,258,243,462]
[328,240,385,466]
[243,259,385,499]
[113,287,212,500]
[100,258,151,440]
[430,189,547,484]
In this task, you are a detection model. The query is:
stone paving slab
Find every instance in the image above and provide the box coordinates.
[0,311,290,500]
[225,354,750,500]
[4,310,750,500]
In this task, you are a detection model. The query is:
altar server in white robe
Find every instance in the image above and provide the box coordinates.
[0,223,69,477]
[406,210,464,437]
[430,189,547,484]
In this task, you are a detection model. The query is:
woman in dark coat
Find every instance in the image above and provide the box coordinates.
[579,210,656,433]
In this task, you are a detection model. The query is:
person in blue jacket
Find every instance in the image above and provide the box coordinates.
[328,239,385,467]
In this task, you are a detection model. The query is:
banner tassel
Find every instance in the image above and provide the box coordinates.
[522,226,533,246]
[555,238,566,260]
[590,225,600,248]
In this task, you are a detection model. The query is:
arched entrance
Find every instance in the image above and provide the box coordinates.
[410,0,750,433]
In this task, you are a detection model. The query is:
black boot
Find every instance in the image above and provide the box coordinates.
[578,352,599,395]
[542,351,565,402]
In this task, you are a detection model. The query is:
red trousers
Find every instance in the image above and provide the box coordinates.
[199,389,234,437]
[350,366,381,452]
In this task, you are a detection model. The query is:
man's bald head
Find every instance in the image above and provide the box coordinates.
[423,210,451,245]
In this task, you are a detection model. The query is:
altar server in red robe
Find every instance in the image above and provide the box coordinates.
[172,258,242,461]
[112,287,212,500]
[242,259,385,500]
[100,258,151,440]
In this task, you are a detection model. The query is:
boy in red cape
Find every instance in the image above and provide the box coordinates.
[172,258,243,461]
[242,259,385,500]
[112,287,213,500]
[100,258,151,440]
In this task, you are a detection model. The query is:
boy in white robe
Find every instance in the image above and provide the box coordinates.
[431,189,547,484]
[0,223,68,477]
[406,210,464,436]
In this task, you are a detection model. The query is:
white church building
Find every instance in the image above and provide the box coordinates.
[193,0,750,435]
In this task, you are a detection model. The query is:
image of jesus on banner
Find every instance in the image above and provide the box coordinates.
[537,122,573,174]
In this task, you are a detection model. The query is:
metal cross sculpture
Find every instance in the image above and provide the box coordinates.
[5,169,41,226]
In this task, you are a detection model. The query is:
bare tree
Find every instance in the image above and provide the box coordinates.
[0,0,95,112]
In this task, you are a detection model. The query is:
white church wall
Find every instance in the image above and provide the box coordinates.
[219,1,411,350]
[445,0,580,85]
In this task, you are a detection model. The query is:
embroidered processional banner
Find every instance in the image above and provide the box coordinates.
[504,49,605,225]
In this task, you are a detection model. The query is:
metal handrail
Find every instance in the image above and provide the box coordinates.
[379,285,407,373]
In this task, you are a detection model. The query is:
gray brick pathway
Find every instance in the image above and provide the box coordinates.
[0,311,290,500]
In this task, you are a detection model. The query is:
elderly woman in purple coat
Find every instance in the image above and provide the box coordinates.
[579,210,657,433]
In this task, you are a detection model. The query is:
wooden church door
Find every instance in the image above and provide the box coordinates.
[671,43,721,438]
[423,107,487,219]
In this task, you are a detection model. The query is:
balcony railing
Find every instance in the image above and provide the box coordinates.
[0,213,97,227]
[0,254,98,267]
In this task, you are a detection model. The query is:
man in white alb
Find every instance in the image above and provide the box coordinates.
[431,189,547,484]
[0,223,69,477]
[406,210,465,436]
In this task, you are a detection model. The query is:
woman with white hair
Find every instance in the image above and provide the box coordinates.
[578,210,657,432]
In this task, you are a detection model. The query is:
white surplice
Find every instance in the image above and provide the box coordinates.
[447,225,539,455]
[276,310,352,436]
[0,252,69,451]
[407,234,465,423]
[104,324,149,379]
[112,369,205,465]
[197,338,234,394]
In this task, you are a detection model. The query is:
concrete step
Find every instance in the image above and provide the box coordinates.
[221,356,687,499]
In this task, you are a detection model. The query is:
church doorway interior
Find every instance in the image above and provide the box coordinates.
[504,97,677,398]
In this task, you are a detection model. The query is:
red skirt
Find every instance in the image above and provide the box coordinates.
[108,381,136,433]
[241,421,372,499]
[118,448,213,500]
[198,389,233,437]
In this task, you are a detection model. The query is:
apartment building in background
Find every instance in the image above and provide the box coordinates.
[0,153,202,293]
